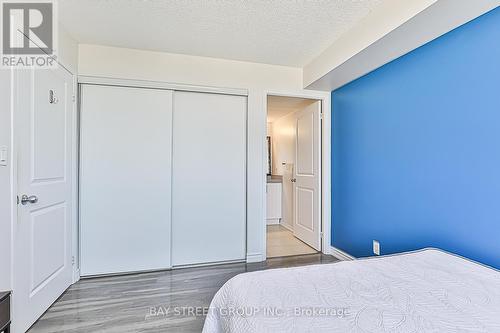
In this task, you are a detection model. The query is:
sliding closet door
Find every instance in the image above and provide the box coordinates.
[80,85,173,275]
[172,91,247,266]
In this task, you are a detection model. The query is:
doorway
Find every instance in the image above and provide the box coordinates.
[266,95,322,258]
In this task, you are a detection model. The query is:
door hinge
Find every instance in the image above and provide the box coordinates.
[16,195,19,205]
[72,95,76,103]
[71,256,75,265]
[320,113,324,120]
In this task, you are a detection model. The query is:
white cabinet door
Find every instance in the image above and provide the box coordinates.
[80,85,173,275]
[266,183,282,220]
[172,91,247,266]
[13,67,74,333]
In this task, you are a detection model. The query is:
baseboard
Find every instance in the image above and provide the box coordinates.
[329,246,356,261]
[173,259,245,269]
[266,218,280,225]
[246,253,265,263]
[280,222,294,232]
[72,269,80,284]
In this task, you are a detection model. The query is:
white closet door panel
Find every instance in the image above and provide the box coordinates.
[80,85,173,275]
[172,91,246,266]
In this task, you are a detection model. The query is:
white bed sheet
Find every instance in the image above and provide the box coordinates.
[203,249,500,333]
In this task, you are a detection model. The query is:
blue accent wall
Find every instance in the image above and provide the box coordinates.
[332,8,500,268]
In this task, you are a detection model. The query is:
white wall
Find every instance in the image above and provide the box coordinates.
[270,111,296,230]
[271,111,297,177]
[78,44,302,90]
[57,25,79,74]
[267,122,273,137]
[78,44,329,262]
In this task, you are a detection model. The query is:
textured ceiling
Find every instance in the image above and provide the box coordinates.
[59,0,384,67]
[267,96,317,122]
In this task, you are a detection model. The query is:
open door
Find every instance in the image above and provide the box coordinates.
[12,66,75,332]
[293,101,321,251]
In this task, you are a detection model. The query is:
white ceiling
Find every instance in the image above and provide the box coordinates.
[59,0,384,67]
[267,96,317,122]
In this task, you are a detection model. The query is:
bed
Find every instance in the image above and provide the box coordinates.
[202,249,500,332]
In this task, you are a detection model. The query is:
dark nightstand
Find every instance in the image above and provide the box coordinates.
[0,291,10,333]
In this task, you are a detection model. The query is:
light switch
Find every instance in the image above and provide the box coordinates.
[0,146,8,166]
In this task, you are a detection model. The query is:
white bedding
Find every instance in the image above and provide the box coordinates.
[202,249,500,333]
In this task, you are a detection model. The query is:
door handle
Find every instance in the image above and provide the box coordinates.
[291,178,297,183]
[49,90,58,104]
[20,194,38,205]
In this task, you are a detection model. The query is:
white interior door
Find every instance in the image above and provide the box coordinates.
[293,101,321,251]
[13,67,75,333]
[80,85,173,276]
[172,91,247,266]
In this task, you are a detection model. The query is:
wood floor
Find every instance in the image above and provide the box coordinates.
[266,225,318,258]
[29,254,339,333]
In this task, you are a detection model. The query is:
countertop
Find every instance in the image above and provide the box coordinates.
[267,175,283,183]
[0,291,10,302]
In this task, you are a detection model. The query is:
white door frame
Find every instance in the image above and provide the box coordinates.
[263,90,331,260]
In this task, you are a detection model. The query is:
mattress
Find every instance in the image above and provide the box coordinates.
[202,249,500,333]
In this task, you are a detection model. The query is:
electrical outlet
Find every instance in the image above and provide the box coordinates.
[373,240,380,255]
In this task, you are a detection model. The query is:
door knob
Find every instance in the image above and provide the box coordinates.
[291,178,297,183]
[20,194,38,205]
